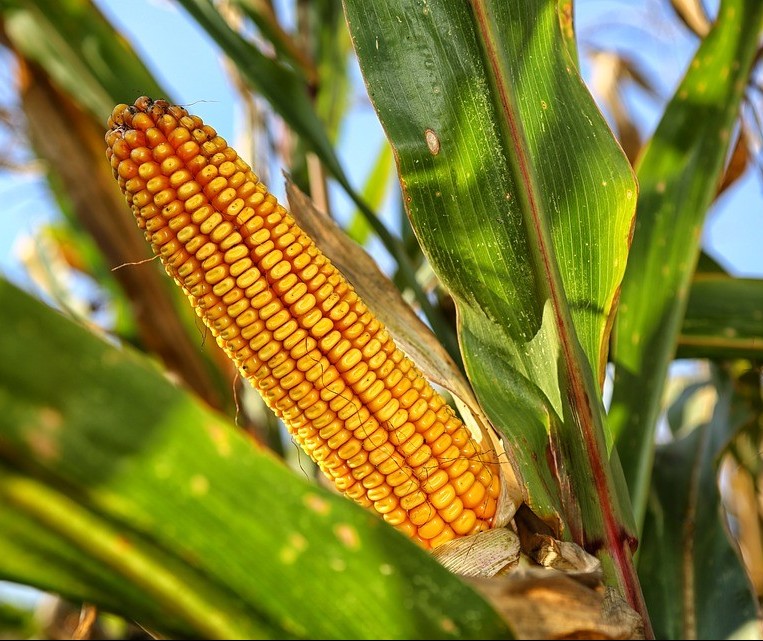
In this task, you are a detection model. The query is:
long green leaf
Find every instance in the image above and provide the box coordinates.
[344,0,645,622]
[231,0,318,86]
[0,599,36,638]
[0,279,511,640]
[609,0,763,529]
[677,275,763,359]
[347,141,395,244]
[0,467,267,640]
[638,369,760,639]
[310,0,354,145]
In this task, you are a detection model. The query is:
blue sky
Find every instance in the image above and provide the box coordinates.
[1,0,761,288]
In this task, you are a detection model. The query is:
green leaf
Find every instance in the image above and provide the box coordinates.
[0,467,251,640]
[311,0,354,144]
[230,0,318,87]
[696,250,729,275]
[0,599,36,638]
[677,275,763,360]
[344,0,643,617]
[0,279,511,640]
[347,140,395,245]
[348,0,635,387]
[638,369,759,639]
[0,0,167,121]
[176,0,345,181]
[609,0,763,528]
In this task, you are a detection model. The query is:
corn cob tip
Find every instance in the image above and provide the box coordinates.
[105,96,502,549]
[107,97,171,129]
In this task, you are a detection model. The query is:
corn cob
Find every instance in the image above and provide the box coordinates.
[105,97,501,549]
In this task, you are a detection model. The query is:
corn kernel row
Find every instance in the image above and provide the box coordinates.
[105,96,501,548]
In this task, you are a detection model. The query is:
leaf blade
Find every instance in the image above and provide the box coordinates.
[638,370,760,639]
[0,278,512,640]
[609,0,763,527]
[677,275,763,359]
[344,0,644,621]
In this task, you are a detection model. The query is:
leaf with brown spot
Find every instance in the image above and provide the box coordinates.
[345,0,643,622]
[0,277,512,640]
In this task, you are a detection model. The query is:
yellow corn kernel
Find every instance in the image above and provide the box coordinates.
[106,97,501,550]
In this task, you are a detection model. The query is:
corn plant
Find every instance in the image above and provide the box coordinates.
[0,0,761,639]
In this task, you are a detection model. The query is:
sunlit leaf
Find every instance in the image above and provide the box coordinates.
[0,278,512,640]
[345,0,645,622]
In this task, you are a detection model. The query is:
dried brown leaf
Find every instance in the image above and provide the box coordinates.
[671,0,711,37]
[433,527,521,578]
[717,130,749,197]
[286,178,523,525]
[469,573,644,640]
